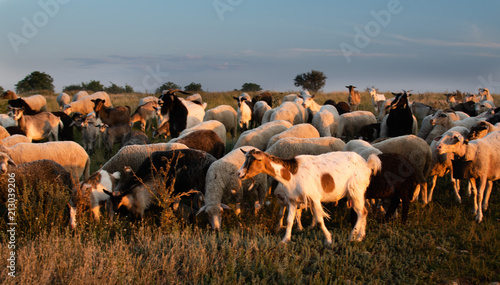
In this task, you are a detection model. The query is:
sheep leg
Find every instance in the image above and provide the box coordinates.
[310,200,332,245]
[469,178,478,216]
[281,201,297,243]
[483,180,493,211]
[411,184,420,202]
[295,206,304,231]
[275,204,286,232]
[105,199,114,223]
[427,175,437,203]
[451,177,462,203]
[421,182,429,205]
[384,195,400,223]
[476,178,487,223]
[349,197,367,242]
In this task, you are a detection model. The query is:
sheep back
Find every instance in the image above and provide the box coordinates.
[266,137,346,159]
[266,123,319,150]
[233,120,292,150]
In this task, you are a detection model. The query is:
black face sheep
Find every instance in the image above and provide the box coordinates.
[108,149,217,220]
[170,129,225,159]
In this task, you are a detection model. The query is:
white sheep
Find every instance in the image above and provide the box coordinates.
[372,135,432,204]
[261,108,275,125]
[266,137,346,159]
[100,142,188,175]
[203,105,238,142]
[1,134,31,147]
[343,139,382,161]
[466,121,500,141]
[233,120,292,151]
[299,90,322,120]
[72,90,89,102]
[57,92,71,109]
[252,101,271,127]
[80,112,102,155]
[63,91,112,115]
[312,105,340,137]
[281,94,298,103]
[429,110,484,131]
[138,95,159,106]
[270,101,304,125]
[0,126,9,140]
[0,141,90,180]
[377,98,394,121]
[436,130,500,222]
[266,123,319,150]
[175,120,227,147]
[197,146,268,230]
[0,114,16,128]
[337,111,378,139]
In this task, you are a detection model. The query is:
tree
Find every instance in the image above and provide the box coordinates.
[293,70,327,93]
[15,71,54,93]
[241,83,262,92]
[81,80,104,93]
[63,84,83,92]
[156,82,181,94]
[0,86,4,94]
[184,82,202,92]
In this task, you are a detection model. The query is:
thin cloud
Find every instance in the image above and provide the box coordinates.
[388,34,500,49]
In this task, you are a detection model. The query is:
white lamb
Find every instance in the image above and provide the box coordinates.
[203,105,238,142]
[312,105,340,137]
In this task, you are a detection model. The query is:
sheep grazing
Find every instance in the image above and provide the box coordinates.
[336,111,377,139]
[63,91,112,115]
[266,137,346,159]
[238,149,381,244]
[203,105,238,142]
[177,120,227,147]
[70,169,121,228]
[325,99,351,115]
[197,146,268,230]
[343,139,382,161]
[266,123,319,150]
[411,102,435,121]
[466,121,500,142]
[346,85,361,110]
[372,135,432,204]
[170,129,225,159]
[130,101,159,132]
[312,105,341,137]
[100,143,189,176]
[252,101,271,128]
[430,109,484,131]
[109,149,217,220]
[121,131,150,148]
[80,112,102,155]
[436,131,500,222]
[233,120,292,151]
[1,141,90,180]
[475,100,495,115]
[8,106,62,141]
[1,134,31,147]
[57,92,71,109]
[269,101,305,125]
[364,153,424,223]
[72,91,89,102]
[2,90,47,113]
[369,88,386,113]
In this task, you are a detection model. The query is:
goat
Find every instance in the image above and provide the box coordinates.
[466,121,500,142]
[346,85,361,110]
[100,123,132,157]
[8,106,62,141]
[385,90,413,137]
[369,88,386,113]
[130,101,159,132]
[92,98,131,127]
[238,149,381,244]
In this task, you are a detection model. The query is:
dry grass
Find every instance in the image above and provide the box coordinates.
[0,90,499,284]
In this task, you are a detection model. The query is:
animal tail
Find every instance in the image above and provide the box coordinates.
[366,153,382,175]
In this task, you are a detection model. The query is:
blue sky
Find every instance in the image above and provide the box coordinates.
[1,0,499,94]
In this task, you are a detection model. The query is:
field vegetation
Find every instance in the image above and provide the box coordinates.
[0,90,499,284]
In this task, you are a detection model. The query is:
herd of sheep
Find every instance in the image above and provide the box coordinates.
[0,87,498,244]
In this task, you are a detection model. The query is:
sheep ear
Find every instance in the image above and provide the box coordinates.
[7,157,16,166]
[196,205,207,216]
[220,203,231,210]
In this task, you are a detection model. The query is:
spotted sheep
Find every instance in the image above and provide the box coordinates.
[238,149,381,244]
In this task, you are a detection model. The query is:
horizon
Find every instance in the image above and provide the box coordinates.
[1,1,500,95]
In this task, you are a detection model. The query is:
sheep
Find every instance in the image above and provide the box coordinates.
[57,92,71,109]
[475,100,495,115]
[203,105,238,142]
[0,126,10,140]
[109,149,217,220]
[369,88,386,113]
[270,101,304,125]
[233,120,292,151]
[299,90,322,120]
[63,91,112,115]
[237,100,253,131]
[138,95,159,106]
[186,93,206,109]
[0,114,16,128]
[436,130,500,222]
[430,110,484,131]
[8,106,62,141]
[80,112,102,155]
[343,139,382,161]
[466,121,500,142]
[252,101,271,128]
[478,88,494,102]
[72,90,89,102]
[1,134,31,147]
[100,123,132,157]
[100,143,189,175]
[0,141,90,180]
[411,102,436,121]
[336,111,377,139]
[377,98,394,121]
[197,146,268,230]
[69,169,121,228]
[121,131,150,148]
[2,90,47,112]
[325,100,352,115]
[281,94,298,103]
[130,101,159,132]
[177,120,227,147]
[261,108,275,125]
[372,135,432,204]
[252,91,273,108]
[346,85,361,110]
[311,105,340,137]
[266,123,319,150]
[238,149,381,244]
[170,129,225,159]
[427,126,470,204]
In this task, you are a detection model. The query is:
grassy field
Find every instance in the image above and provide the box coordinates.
[0,90,499,284]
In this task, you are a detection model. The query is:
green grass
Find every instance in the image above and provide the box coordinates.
[0,91,499,284]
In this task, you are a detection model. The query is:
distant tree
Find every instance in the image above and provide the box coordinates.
[0,86,4,94]
[15,71,54,93]
[104,82,124,94]
[184,82,202,92]
[63,84,83,92]
[156,82,181,94]
[293,70,327,93]
[241,83,262,92]
[81,80,104,93]
[124,84,134,93]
